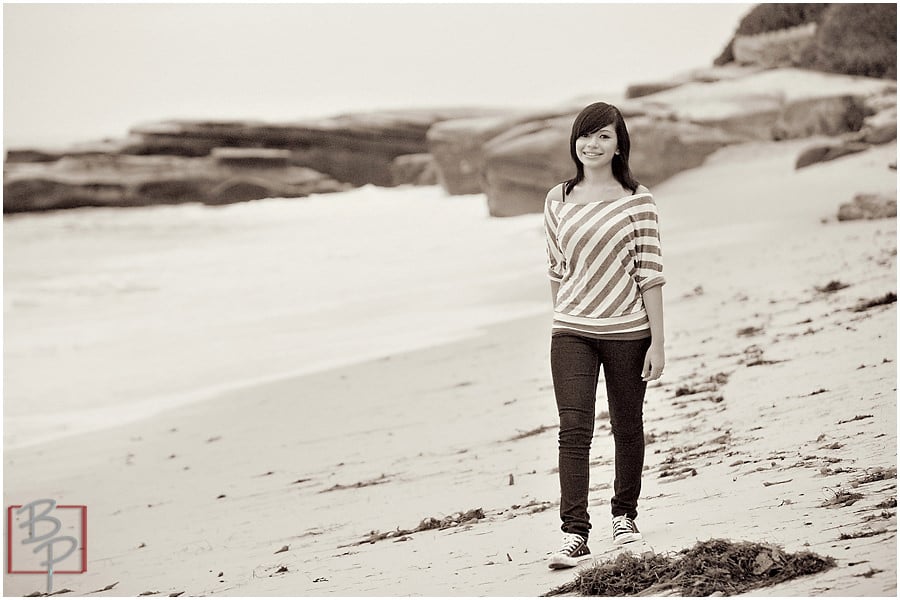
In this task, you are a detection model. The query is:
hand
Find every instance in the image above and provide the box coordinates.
[641,342,665,382]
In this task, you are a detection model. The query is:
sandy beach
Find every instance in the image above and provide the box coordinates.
[3,138,896,596]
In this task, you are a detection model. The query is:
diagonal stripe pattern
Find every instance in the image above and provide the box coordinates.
[545,192,665,338]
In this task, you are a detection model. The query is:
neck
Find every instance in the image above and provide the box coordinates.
[581,166,618,187]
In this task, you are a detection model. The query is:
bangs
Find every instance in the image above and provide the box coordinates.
[573,104,617,137]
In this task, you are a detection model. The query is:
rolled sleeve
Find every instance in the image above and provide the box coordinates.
[633,200,665,292]
[544,199,565,282]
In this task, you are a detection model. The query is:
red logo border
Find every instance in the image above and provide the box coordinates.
[7,505,88,574]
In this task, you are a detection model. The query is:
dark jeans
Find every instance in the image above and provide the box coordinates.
[551,332,651,539]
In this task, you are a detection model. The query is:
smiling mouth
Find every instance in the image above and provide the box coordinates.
[582,152,603,157]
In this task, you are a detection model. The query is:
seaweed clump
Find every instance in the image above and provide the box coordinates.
[349,508,484,546]
[545,539,835,597]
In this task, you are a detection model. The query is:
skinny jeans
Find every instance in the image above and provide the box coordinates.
[550,331,651,540]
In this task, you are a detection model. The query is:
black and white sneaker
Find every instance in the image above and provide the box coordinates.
[612,515,642,545]
[548,532,592,569]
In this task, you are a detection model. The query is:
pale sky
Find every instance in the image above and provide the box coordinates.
[3,2,753,148]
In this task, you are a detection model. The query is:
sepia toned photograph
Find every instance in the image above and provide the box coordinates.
[3,1,896,596]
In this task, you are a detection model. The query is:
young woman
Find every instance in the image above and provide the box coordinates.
[544,102,666,570]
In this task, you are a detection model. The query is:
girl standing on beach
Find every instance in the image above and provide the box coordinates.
[544,102,666,570]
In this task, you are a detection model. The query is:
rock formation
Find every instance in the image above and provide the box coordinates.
[4,108,499,212]
[837,193,897,221]
[390,154,438,186]
[4,46,896,216]
[3,153,348,212]
[732,23,818,69]
[426,109,576,196]
[795,143,871,170]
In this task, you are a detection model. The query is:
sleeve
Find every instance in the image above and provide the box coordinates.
[544,197,565,282]
[632,196,666,292]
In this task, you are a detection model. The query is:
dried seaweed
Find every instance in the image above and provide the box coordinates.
[816,280,850,293]
[737,326,765,337]
[837,414,874,425]
[838,528,888,540]
[853,292,897,312]
[509,424,557,441]
[320,473,390,493]
[820,489,864,508]
[545,539,835,597]
[850,467,896,486]
[349,508,484,546]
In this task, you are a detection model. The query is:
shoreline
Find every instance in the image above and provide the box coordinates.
[3,304,550,453]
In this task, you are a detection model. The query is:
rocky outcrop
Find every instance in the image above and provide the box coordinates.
[860,108,898,144]
[119,109,502,187]
[794,142,871,170]
[792,88,896,170]
[625,82,683,100]
[5,65,895,216]
[427,109,576,196]
[3,153,347,212]
[210,147,292,169]
[5,137,144,164]
[842,90,899,145]
[480,117,574,217]
[666,94,869,142]
[732,23,817,68]
[772,95,868,140]
[390,154,438,186]
[837,193,897,221]
[627,69,893,142]
[480,116,746,217]
[625,65,765,99]
[3,108,500,212]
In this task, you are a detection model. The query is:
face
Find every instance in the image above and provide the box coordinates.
[575,125,618,169]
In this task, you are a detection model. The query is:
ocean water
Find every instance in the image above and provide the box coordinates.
[3,186,550,450]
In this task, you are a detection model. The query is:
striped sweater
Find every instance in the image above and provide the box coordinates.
[544,190,665,339]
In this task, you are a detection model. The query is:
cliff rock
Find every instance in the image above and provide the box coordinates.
[4,108,499,212]
[390,154,438,186]
[123,109,502,187]
[427,109,578,196]
[732,23,818,68]
[481,117,574,217]
[772,95,868,140]
[629,69,893,141]
[3,153,347,212]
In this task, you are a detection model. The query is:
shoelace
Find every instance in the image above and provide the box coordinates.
[557,533,584,554]
[612,517,636,536]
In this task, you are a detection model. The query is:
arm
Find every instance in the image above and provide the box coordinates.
[634,185,665,381]
[544,184,565,307]
[641,284,665,381]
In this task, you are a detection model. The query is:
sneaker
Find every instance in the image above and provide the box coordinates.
[612,515,642,545]
[548,532,592,569]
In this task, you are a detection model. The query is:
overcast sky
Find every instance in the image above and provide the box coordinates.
[3,2,752,148]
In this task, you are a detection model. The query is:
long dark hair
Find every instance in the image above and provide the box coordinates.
[563,102,639,196]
